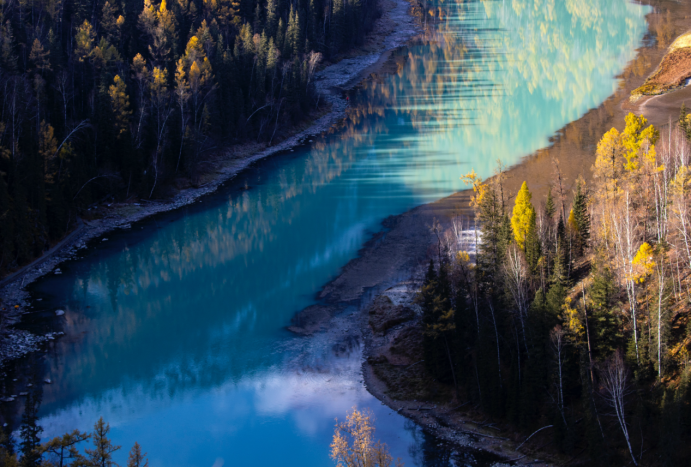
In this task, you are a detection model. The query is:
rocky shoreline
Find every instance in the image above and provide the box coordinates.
[0,0,421,369]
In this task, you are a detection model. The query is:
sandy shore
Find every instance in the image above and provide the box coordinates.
[0,0,421,367]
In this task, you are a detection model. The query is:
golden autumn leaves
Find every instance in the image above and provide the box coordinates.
[511,182,535,251]
[331,408,403,467]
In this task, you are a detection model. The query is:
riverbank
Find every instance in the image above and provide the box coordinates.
[0,0,421,368]
[631,31,690,98]
[288,0,691,465]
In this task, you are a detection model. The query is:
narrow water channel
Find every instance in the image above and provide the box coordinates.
[11,0,648,465]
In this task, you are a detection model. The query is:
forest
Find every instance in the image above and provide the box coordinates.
[0,0,380,275]
[415,110,691,466]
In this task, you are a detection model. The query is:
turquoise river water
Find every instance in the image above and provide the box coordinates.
[12,0,649,465]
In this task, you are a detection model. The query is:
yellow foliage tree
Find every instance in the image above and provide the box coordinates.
[511,181,536,250]
[39,121,58,183]
[460,169,488,210]
[108,75,132,137]
[561,297,584,342]
[331,408,402,467]
[151,67,168,101]
[593,112,661,198]
[631,242,654,283]
[567,208,576,231]
[29,39,51,74]
[622,113,659,171]
[456,250,471,264]
[74,20,95,62]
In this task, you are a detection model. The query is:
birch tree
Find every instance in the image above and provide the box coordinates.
[599,352,637,466]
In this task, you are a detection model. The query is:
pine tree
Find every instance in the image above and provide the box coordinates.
[285,6,300,58]
[85,418,120,467]
[416,260,449,381]
[1,22,18,72]
[545,187,556,221]
[542,187,556,278]
[28,39,51,75]
[276,17,285,54]
[40,430,90,467]
[679,103,691,141]
[127,442,148,467]
[0,428,17,467]
[266,0,278,37]
[525,219,542,275]
[588,261,621,360]
[18,389,43,467]
[0,0,383,278]
[571,181,590,256]
[330,0,345,55]
[308,0,319,50]
[101,2,122,44]
[476,184,511,293]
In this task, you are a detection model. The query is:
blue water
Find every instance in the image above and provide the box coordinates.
[21,0,648,465]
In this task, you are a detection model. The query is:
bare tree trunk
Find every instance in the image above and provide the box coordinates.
[514,326,521,384]
[600,352,638,466]
[581,283,594,383]
[504,244,530,357]
[550,325,566,425]
[611,192,640,363]
[487,300,502,388]
[655,258,666,380]
[443,336,459,398]
[552,158,567,221]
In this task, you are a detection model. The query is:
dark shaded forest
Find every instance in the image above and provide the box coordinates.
[416,111,691,466]
[0,0,380,274]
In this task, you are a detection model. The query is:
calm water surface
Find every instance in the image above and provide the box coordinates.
[19,0,649,465]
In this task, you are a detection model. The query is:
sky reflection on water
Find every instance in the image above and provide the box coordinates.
[25,0,649,465]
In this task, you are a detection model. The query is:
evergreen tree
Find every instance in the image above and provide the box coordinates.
[427,262,458,388]
[525,218,542,275]
[570,181,590,256]
[416,260,443,379]
[545,187,556,220]
[476,184,511,293]
[285,6,300,58]
[253,2,263,32]
[41,430,90,467]
[0,426,16,464]
[588,261,621,360]
[330,0,345,55]
[678,103,690,141]
[85,418,121,467]
[127,442,149,467]
[19,389,43,467]
[266,0,278,37]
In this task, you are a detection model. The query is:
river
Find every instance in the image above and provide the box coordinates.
[12,0,649,465]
